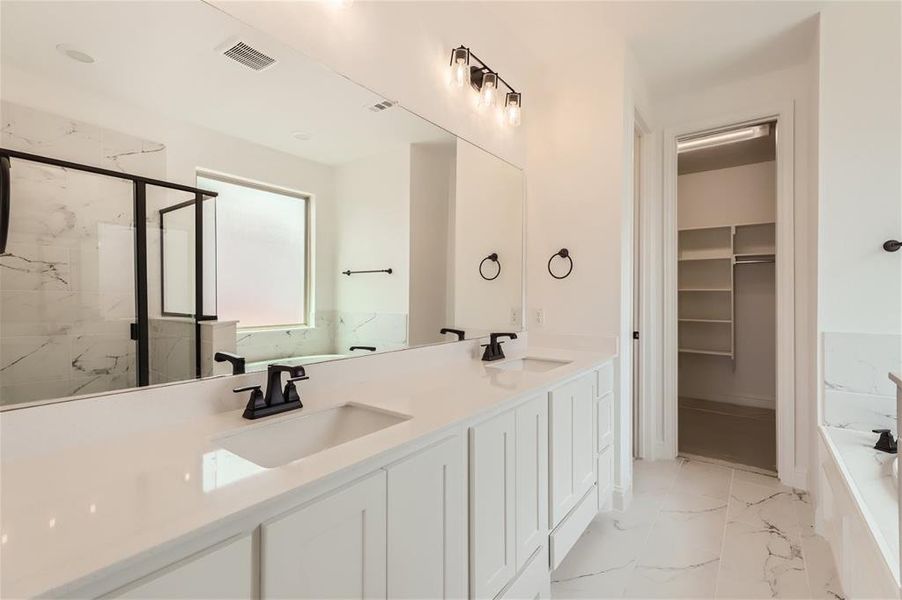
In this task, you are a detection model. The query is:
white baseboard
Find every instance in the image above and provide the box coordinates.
[781,467,808,491]
[613,484,633,511]
[680,391,776,410]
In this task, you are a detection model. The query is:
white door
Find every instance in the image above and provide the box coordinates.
[386,435,466,599]
[470,410,517,600]
[260,472,387,599]
[549,374,596,527]
[515,395,547,571]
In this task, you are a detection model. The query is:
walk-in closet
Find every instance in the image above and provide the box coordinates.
[676,122,777,472]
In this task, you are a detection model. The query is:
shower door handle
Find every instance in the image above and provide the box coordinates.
[0,155,10,253]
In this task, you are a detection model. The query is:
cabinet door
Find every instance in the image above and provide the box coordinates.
[515,395,548,572]
[386,436,465,599]
[470,410,517,600]
[111,535,253,599]
[261,472,387,599]
[549,374,596,527]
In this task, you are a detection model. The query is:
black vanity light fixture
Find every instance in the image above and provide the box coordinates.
[449,46,522,127]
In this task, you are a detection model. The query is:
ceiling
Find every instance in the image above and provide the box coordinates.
[0,1,452,166]
[586,1,823,97]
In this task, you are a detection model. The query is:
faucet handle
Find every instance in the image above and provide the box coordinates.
[234,385,266,417]
[233,384,262,394]
[873,429,898,453]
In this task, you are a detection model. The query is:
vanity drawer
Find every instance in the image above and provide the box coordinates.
[499,545,550,600]
[597,392,613,451]
[109,534,253,599]
[595,362,614,399]
[549,484,598,570]
[597,445,614,505]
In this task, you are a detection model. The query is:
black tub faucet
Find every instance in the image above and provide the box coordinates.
[440,328,466,341]
[481,332,518,362]
[873,429,898,454]
[214,351,246,375]
[234,363,308,420]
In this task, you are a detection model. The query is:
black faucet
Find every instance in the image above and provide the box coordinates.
[481,332,518,361]
[234,364,308,420]
[349,346,376,352]
[214,351,246,375]
[440,328,466,341]
[873,429,898,454]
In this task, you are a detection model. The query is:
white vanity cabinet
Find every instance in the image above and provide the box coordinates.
[595,362,615,507]
[108,535,254,599]
[386,436,466,599]
[469,409,517,599]
[549,373,596,527]
[260,471,388,599]
[470,394,550,600]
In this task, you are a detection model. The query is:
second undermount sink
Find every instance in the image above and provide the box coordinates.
[488,357,572,373]
[214,404,411,468]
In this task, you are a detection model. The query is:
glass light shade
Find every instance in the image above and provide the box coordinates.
[479,72,498,109]
[505,92,521,127]
[450,48,469,88]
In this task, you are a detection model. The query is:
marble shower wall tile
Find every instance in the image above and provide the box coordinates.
[823,332,902,397]
[334,310,408,353]
[823,389,895,432]
[236,312,336,362]
[0,101,165,405]
[823,332,900,434]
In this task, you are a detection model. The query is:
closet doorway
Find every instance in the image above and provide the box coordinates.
[675,121,778,472]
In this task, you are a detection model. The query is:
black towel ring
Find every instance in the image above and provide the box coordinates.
[547,248,573,279]
[479,253,501,281]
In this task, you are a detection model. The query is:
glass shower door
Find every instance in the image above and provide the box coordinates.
[0,157,137,406]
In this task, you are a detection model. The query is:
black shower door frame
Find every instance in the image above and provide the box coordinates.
[0,148,218,386]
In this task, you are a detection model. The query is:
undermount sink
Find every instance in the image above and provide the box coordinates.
[487,357,572,373]
[214,404,410,468]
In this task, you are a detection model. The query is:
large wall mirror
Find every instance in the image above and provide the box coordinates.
[0,1,525,408]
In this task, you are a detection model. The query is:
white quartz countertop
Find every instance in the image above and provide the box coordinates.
[0,345,614,598]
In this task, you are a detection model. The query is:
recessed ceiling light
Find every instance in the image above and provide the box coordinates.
[56,44,95,64]
[291,131,311,141]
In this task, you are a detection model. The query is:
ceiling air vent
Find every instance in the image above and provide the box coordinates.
[367,100,396,113]
[220,39,276,72]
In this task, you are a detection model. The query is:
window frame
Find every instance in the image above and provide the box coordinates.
[196,169,315,330]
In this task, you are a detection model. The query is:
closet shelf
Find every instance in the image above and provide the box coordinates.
[679,318,732,324]
[679,348,734,357]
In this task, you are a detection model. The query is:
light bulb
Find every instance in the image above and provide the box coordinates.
[505,92,522,127]
[479,72,498,109]
[450,48,469,88]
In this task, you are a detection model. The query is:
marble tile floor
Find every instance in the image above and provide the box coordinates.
[552,458,844,599]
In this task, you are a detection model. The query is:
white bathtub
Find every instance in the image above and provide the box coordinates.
[246,354,347,373]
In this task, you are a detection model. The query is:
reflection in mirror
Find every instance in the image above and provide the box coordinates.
[0,0,524,408]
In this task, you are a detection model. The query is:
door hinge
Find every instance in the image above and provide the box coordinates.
[632,331,639,340]
[130,322,139,341]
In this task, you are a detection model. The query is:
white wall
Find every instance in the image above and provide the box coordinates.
[452,140,524,334]
[409,142,455,346]
[678,162,776,229]
[332,146,411,315]
[817,2,901,335]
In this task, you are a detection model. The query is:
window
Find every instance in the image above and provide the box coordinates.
[198,174,310,328]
